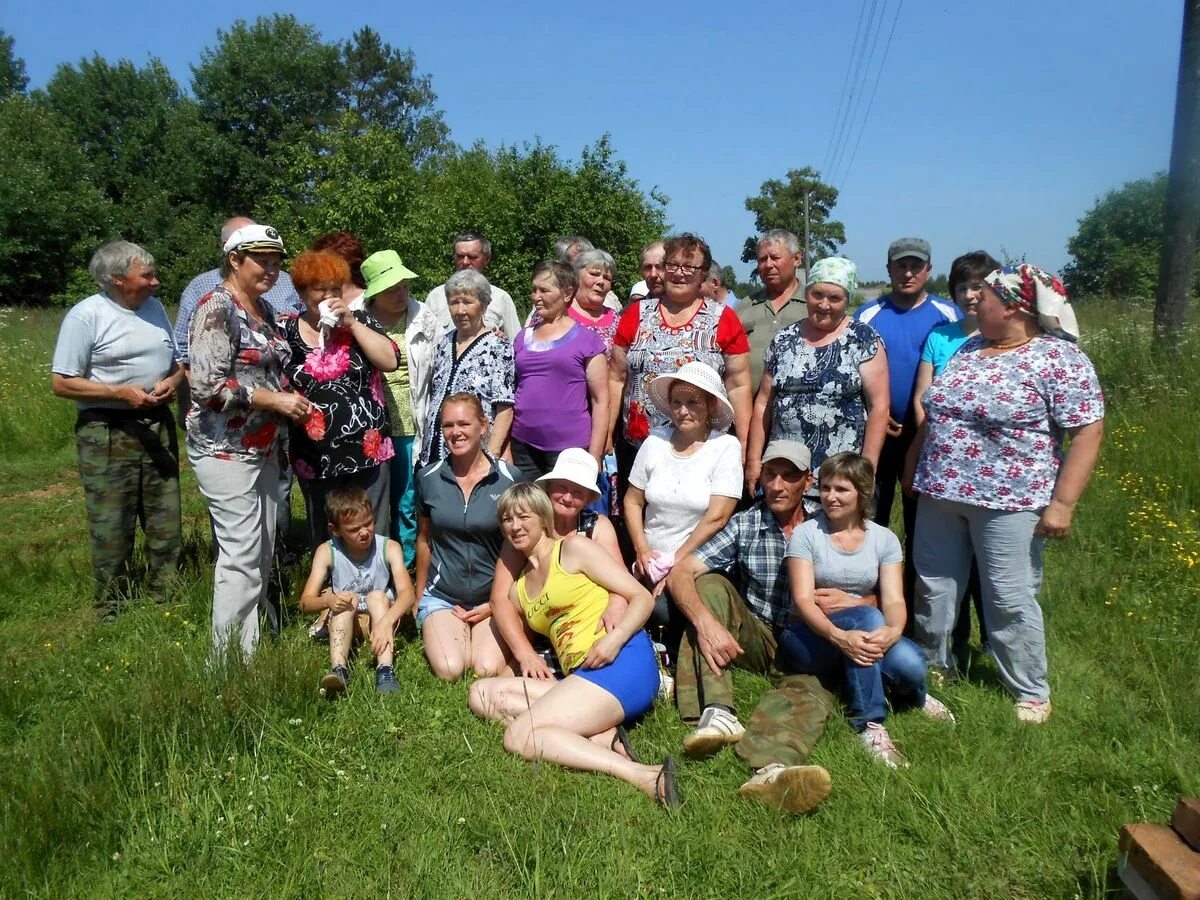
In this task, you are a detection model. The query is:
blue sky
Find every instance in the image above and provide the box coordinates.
[4,0,1182,282]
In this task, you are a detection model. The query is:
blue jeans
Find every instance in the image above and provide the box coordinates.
[780,605,927,731]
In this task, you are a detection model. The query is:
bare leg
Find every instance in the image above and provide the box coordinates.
[471,618,515,677]
[502,676,665,798]
[329,606,356,668]
[422,610,470,681]
[469,676,557,724]
[364,591,394,667]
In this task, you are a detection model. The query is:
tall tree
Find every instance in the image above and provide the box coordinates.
[0,30,28,98]
[339,27,449,162]
[741,167,845,265]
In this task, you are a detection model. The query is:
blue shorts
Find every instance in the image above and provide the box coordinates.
[415,589,481,631]
[570,630,659,721]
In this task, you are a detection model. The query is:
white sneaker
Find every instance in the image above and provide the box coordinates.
[1016,698,1052,724]
[921,694,956,724]
[858,722,907,769]
[657,669,675,702]
[738,763,832,814]
[683,706,745,758]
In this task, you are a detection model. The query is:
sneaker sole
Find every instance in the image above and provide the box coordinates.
[682,730,744,759]
[739,765,832,814]
[319,674,347,700]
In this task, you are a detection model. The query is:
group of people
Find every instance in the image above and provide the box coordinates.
[51,219,1105,813]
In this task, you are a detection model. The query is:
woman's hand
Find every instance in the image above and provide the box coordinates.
[325,296,355,328]
[518,650,554,681]
[597,594,628,634]
[272,391,311,422]
[832,628,883,667]
[744,457,762,497]
[1035,499,1076,539]
[461,603,492,625]
[863,624,902,655]
[580,631,624,670]
[632,546,659,580]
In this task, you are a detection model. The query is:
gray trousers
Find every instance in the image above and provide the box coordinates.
[194,454,285,660]
[913,495,1049,702]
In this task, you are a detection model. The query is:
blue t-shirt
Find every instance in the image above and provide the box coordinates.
[920,320,973,376]
[854,293,959,423]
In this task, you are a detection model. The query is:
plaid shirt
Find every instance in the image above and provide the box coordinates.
[693,501,796,630]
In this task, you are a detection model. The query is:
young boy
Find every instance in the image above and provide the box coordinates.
[300,487,414,699]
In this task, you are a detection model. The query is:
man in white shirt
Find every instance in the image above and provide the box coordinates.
[423,232,521,338]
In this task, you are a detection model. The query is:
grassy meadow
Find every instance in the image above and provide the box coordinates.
[0,302,1197,898]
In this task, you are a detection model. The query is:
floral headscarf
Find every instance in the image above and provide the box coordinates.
[985,264,1080,342]
[806,256,858,300]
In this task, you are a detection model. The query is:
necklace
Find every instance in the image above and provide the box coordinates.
[987,335,1033,351]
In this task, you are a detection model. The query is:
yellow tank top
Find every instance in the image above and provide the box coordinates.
[517,540,610,673]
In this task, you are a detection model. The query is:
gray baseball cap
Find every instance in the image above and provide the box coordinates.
[761,440,812,473]
[888,237,931,263]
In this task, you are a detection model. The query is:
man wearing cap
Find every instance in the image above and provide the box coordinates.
[360,249,443,564]
[737,229,807,389]
[854,238,958,612]
[666,440,846,815]
[423,232,521,339]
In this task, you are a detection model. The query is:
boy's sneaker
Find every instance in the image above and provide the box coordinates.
[309,612,330,643]
[920,694,956,724]
[859,722,906,769]
[1016,698,1052,724]
[738,762,832,814]
[683,706,745,758]
[656,669,675,702]
[319,665,349,701]
[375,666,399,695]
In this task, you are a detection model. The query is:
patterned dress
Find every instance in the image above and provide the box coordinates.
[282,312,397,480]
[420,330,515,466]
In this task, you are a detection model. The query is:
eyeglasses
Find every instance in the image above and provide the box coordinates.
[665,262,703,276]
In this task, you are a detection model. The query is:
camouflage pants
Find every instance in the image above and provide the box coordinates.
[75,408,182,609]
[676,573,834,769]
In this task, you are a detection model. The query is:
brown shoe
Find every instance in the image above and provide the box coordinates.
[738,763,831,814]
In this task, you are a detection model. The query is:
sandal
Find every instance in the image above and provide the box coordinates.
[611,725,643,764]
[655,757,682,811]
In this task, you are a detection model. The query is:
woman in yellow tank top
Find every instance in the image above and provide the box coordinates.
[469,483,681,808]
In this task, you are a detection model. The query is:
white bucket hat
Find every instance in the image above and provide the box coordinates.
[535,447,601,500]
[646,361,734,432]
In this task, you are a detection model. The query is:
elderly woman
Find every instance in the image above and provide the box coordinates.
[569,249,621,355]
[309,231,368,309]
[907,265,1105,724]
[282,249,400,550]
[360,249,444,567]
[625,361,743,621]
[51,241,183,622]
[609,233,752,489]
[469,483,679,808]
[188,224,308,658]
[510,261,609,480]
[420,269,514,467]
[783,453,952,769]
[746,257,889,511]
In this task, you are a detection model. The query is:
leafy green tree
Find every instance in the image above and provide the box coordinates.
[1064,172,1198,300]
[0,96,111,303]
[1,30,28,98]
[741,167,845,265]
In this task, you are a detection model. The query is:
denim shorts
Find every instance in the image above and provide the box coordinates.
[415,589,463,631]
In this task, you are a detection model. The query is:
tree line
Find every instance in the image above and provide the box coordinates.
[0,18,666,311]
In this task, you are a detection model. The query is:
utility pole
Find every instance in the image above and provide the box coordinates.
[803,191,812,278]
[1154,0,1200,346]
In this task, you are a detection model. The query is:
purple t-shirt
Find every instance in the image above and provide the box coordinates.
[512,322,605,451]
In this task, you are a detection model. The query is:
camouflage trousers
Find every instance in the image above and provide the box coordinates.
[75,407,182,609]
[676,574,834,769]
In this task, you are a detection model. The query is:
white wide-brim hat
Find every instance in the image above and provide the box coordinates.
[535,447,601,500]
[646,360,735,432]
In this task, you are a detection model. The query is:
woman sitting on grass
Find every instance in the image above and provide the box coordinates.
[299,487,414,699]
[469,483,681,809]
[783,453,953,769]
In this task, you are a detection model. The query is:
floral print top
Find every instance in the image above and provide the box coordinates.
[420,330,515,467]
[914,335,1104,511]
[612,298,749,443]
[765,318,881,507]
[186,286,292,463]
[282,312,398,480]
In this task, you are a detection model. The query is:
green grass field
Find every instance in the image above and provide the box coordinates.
[0,303,1196,898]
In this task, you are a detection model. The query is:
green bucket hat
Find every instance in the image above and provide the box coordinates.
[362,250,418,299]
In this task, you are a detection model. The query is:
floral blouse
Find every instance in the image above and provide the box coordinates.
[765,318,881,501]
[420,330,515,467]
[186,286,292,463]
[283,312,398,480]
[914,335,1104,511]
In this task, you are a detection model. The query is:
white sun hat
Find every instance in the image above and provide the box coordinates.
[536,447,601,499]
[646,360,735,432]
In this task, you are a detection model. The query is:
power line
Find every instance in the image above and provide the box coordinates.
[825,0,886,187]
[837,0,903,190]
[820,0,869,178]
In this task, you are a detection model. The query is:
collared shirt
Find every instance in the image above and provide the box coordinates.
[174,269,302,364]
[693,501,797,630]
[737,282,808,387]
